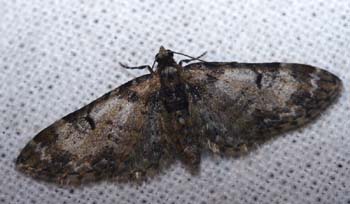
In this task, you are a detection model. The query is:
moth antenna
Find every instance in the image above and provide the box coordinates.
[172,51,208,65]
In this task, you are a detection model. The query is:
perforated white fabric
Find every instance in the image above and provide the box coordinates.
[0,0,349,203]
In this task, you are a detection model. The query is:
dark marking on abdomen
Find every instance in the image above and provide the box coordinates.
[160,84,189,113]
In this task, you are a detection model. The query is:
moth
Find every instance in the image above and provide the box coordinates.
[16,46,342,185]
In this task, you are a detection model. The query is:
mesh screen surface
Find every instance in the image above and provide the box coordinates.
[0,0,349,203]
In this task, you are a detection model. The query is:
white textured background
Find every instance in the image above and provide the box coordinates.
[0,0,349,204]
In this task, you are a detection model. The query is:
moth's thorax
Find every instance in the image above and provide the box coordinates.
[159,65,188,113]
[159,66,179,83]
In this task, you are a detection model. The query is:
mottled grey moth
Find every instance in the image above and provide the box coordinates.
[16,46,342,185]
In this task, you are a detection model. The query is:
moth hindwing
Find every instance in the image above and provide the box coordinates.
[16,46,342,185]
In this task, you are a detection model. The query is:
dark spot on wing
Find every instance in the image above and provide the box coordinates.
[128,91,139,102]
[117,88,140,102]
[91,147,119,179]
[256,73,263,89]
[206,73,218,83]
[33,127,59,146]
[253,109,281,128]
[63,111,80,124]
[37,151,74,179]
[187,84,202,102]
[85,115,96,130]
[290,64,315,83]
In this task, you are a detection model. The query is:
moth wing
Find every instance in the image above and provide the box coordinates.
[184,62,341,155]
[16,75,171,185]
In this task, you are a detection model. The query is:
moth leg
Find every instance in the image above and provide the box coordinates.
[119,63,154,74]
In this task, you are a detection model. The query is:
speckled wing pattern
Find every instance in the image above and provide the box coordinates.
[16,75,174,185]
[183,62,341,155]
[16,59,341,185]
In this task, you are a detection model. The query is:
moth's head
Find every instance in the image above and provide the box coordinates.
[155,46,174,65]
